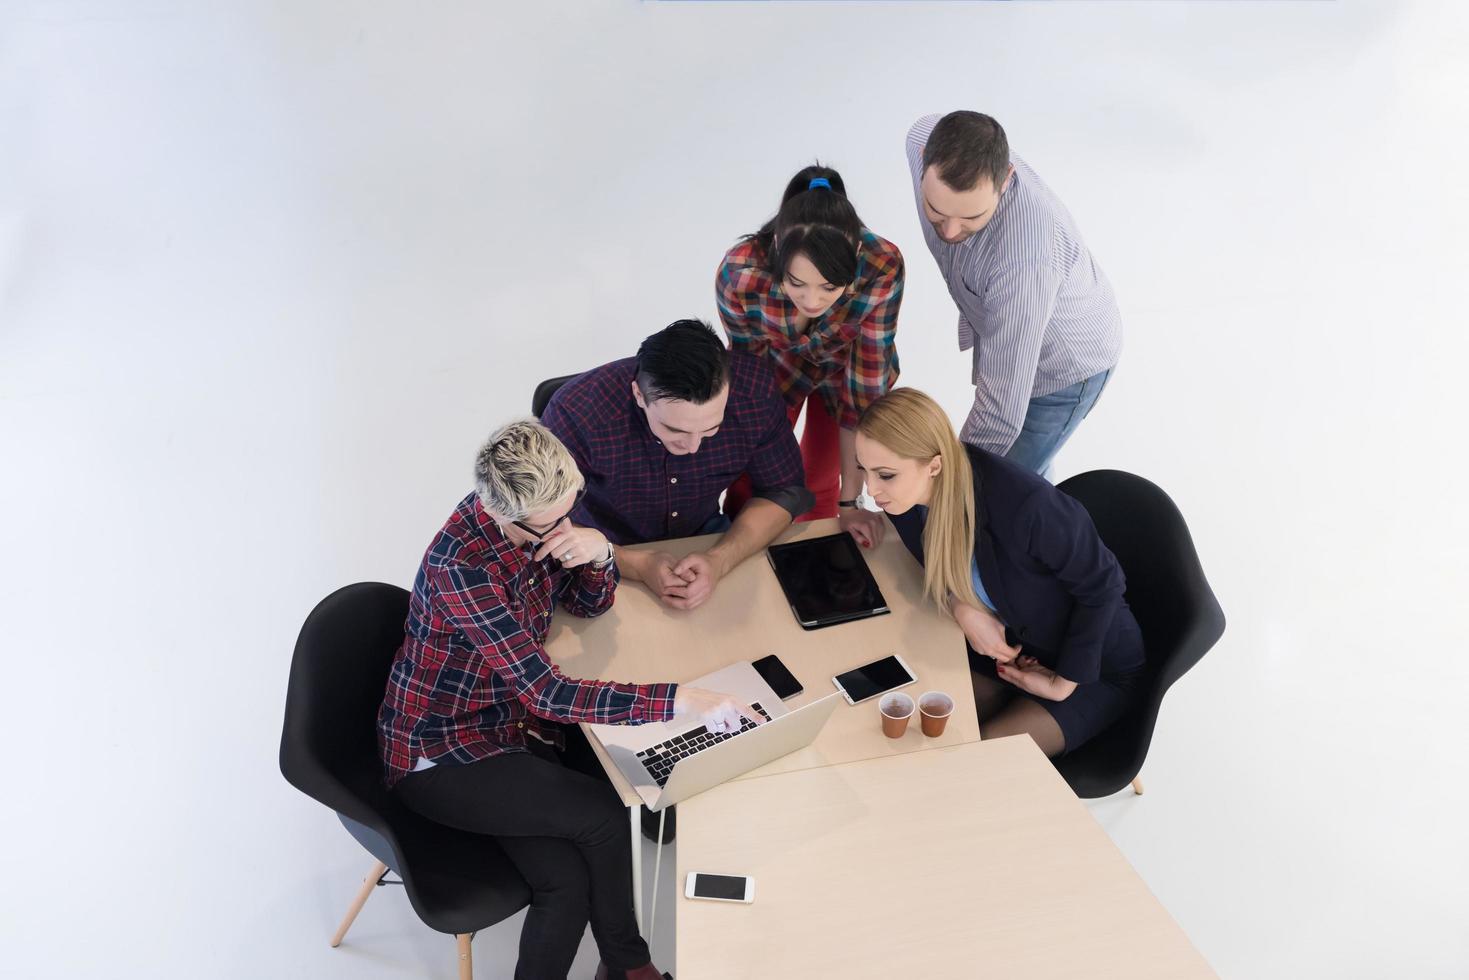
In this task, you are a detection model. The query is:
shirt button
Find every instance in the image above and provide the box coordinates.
[517,722,525,729]
[528,578,536,586]
[671,511,679,518]
[670,477,678,484]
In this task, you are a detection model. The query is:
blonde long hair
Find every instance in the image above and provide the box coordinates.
[857,389,979,612]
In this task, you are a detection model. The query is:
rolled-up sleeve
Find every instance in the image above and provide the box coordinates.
[745,380,814,519]
[556,556,619,619]
[441,565,677,725]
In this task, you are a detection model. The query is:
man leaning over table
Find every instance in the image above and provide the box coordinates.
[540,320,814,844]
[905,110,1123,479]
[542,318,814,612]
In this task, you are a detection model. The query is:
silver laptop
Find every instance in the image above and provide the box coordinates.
[587,662,841,812]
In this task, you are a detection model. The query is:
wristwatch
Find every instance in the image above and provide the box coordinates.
[837,498,860,509]
[590,541,616,567]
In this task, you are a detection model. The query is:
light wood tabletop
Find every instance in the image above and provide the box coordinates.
[674,735,1217,979]
[544,517,980,806]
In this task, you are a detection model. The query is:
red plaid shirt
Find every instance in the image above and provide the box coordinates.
[377,492,678,787]
[716,229,904,428]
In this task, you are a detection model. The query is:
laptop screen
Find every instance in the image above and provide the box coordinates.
[766,532,889,630]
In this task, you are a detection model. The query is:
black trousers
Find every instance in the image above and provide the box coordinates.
[395,730,648,980]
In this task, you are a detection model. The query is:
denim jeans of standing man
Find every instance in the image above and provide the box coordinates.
[1004,369,1112,481]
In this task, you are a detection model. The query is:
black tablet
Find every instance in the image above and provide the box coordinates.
[766,533,890,631]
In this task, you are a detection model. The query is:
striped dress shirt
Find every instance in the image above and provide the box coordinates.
[905,115,1123,455]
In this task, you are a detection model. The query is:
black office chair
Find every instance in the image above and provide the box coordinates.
[280,582,530,979]
[532,373,583,418]
[1052,470,1226,799]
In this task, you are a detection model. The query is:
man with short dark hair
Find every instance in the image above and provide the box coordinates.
[541,319,814,612]
[907,111,1123,477]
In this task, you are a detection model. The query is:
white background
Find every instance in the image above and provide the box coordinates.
[2,1,1466,977]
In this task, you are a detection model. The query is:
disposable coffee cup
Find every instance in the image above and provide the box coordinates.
[918,691,955,738]
[879,692,915,739]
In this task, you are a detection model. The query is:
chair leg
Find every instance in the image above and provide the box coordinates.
[1131,776,1145,796]
[630,805,645,935]
[331,860,389,947]
[456,933,474,980]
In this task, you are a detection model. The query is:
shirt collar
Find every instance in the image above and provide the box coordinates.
[630,387,666,451]
[470,495,543,568]
[994,166,1014,217]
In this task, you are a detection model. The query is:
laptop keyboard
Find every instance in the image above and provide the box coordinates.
[636,702,772,788]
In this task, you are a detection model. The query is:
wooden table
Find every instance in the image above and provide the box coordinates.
[674,736,1217,979]
[545,517,981,807]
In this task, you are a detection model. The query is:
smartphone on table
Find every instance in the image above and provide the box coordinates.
[831,653,917,705]
[751,653,803,700]
[685,872,755,903]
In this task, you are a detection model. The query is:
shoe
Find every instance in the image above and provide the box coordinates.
[639,804,675,844]
[594,963,672,980]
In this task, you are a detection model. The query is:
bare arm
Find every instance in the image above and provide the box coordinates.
[708,497,792,578]
[666,498,794,611]
[613,544,687,605]
[837,426,887,549]
[996,656,1079,701]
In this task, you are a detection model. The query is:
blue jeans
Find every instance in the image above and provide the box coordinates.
[1005,369,1111,480]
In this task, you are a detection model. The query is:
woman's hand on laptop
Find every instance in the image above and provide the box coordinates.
[674,687,763,734]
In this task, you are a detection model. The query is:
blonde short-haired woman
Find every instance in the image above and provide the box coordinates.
[378,419,750,980]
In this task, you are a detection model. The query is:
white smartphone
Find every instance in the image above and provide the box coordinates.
[831,653,917,705]
[685,872,755,904]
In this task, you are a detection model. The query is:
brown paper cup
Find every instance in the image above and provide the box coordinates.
[919,691,955,738]
[879,692,915,739]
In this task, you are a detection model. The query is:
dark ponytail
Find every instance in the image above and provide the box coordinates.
[745,164,865,287]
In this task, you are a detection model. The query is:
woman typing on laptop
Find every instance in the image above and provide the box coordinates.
[852,389,1145,758]
[377,419,754,980]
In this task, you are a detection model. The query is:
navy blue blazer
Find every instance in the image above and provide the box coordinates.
[889,446,1143,684]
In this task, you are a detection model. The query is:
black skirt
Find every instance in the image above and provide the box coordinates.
[971,607,1146,754]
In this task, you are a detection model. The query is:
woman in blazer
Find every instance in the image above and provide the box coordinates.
[853,389,1145,755]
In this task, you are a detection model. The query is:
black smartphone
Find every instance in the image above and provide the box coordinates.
[751,654,804,700]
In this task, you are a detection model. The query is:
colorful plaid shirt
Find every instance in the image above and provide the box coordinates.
[377,492,678,787]
[715,229,904,429]
[540,354,807,545]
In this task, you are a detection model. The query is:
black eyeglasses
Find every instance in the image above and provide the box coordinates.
[511,487,586,541]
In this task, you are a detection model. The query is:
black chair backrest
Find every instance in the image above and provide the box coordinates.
[1054,471,1225,796]
[531,373,583,418]
[1057,470,1225,692]
[280,582,410,843]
